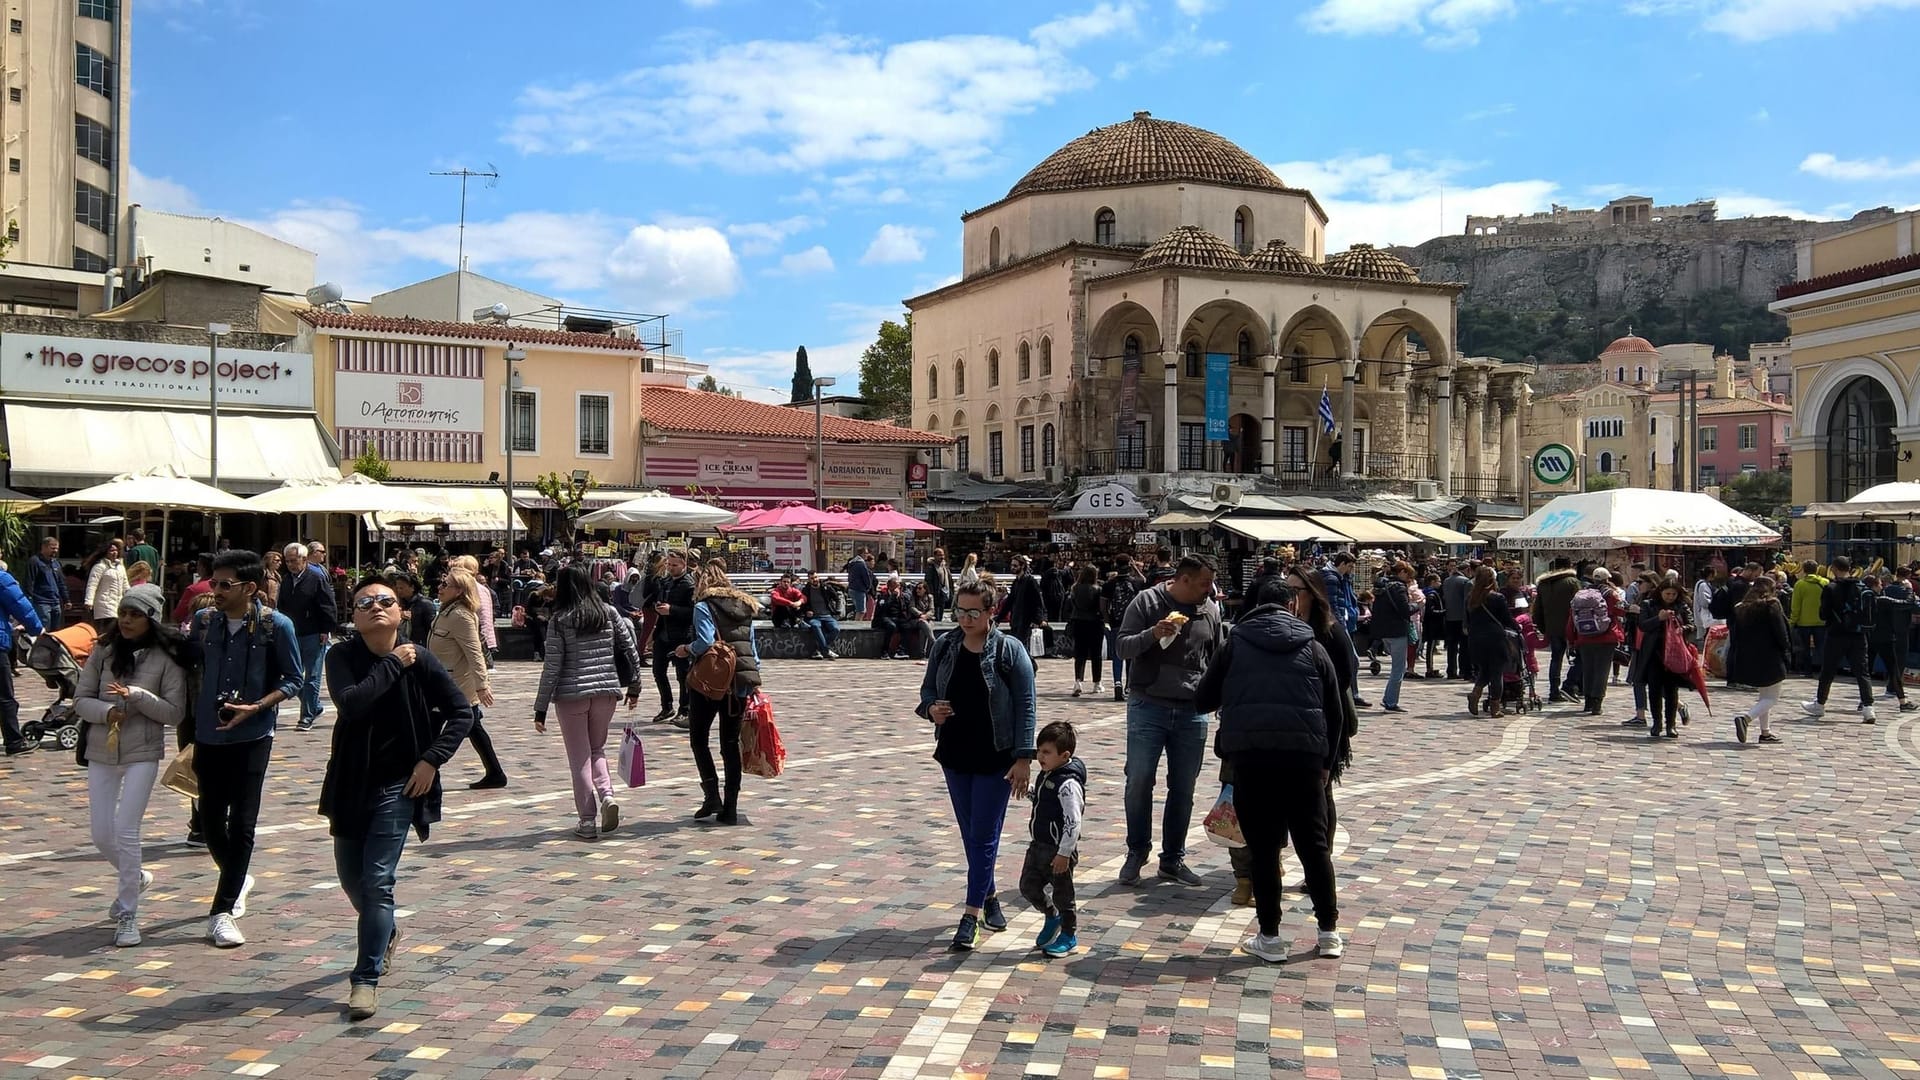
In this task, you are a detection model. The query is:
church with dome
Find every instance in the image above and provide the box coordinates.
[905,111,1535,500]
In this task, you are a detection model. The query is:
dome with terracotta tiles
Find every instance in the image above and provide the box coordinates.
[1008,111,1289,199]
[1600,332,1660,357]
[1245,238,1321,276]
[1133,225,1247,273]
[1325,243,1420,283]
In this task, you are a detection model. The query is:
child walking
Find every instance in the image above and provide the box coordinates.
[1022,721,1085,958]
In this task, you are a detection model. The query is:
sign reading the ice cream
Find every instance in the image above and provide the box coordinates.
[1,332,313,409]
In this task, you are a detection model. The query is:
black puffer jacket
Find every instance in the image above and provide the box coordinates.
[1195,604,1343,768]
[1372,579,1412,640]
[1725,597,1790,688]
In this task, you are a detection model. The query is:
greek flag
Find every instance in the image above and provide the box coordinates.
[1317,387,1337,434]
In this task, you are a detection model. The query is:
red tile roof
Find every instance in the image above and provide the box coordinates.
[298,310,649,352]
[1777,251,1920,301]
[640,387,949,445]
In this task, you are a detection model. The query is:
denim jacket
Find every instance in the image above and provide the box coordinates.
[189,602,303,745]
[916,628,1037,760]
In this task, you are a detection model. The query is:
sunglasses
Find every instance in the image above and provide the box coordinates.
[353,595,400,611]
[954,607,988,620]
[210,579,244,591]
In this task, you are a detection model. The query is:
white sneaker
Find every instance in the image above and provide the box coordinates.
[1317,930,1345,958]
[1073,680,1083,697]
[1860,706,1877,725]
[1242,933,1288,963]
[114,915,141,948]
[139,869,153,895]
[1093,682,1103,695]
[207,913,245,948]
[599,796,620,833]
[574,819,599,841]
[1801,701,1826,717]
[232,874,255,919]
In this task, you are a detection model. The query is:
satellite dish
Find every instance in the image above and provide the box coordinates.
[473,303,511,322]
[306,282,344,306]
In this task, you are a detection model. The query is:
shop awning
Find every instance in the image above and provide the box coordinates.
[1386,519,1476,544]
[2,403,337,494]
[1305,515,1423,545]
[1216,517,1353,544]
[1149,510,1220,529]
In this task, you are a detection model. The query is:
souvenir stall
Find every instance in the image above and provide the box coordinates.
[1499,488,1781,573]
[1051,481,1156,566]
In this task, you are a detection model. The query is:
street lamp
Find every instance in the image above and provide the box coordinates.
[207,322,231,541]
[504,344,526,549]
[813,376,837,511]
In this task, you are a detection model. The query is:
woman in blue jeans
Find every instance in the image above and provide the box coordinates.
[917,580,1036,952]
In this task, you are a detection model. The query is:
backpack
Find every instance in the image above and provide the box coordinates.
[688,638,738,700]
[1107,574,1142,625]
[1570,587,1612,637]
[1830,580,1875,634]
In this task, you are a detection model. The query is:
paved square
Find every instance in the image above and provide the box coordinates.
[3,655,1918,1079]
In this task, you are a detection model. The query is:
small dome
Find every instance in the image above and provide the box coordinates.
[1601,332,1660,357]
[1325,243,1419,283]
[1133,225,1247,273]
[1245,238,1321,276]
[1009,112,1289,199]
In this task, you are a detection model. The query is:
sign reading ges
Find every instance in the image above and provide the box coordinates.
[1,332,314,410]
[1534,442,1577,486]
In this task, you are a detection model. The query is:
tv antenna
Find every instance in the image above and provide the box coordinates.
[430,164,500,320]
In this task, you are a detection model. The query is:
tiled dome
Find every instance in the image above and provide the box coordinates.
[1133,225,1247,273]
[1601,332,1660,357]
[1325,243,1419,283]
[1245,238,1321,276]
[1008,111,1289,199]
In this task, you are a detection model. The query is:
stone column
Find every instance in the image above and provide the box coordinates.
[1497,387,1522,497]
[1259,353,1279,474]
[1340,354,1359,479]
[1434,370,1454,494]
[1163,350,1180,473]
[1460,370,1487,488]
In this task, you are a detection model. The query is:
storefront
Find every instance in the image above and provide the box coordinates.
[1050,480,1157,563]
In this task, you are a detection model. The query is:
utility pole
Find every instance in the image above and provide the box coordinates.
[430,165,499,320]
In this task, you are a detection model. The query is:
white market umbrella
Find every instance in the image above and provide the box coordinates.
[1500,488,1780,551]
[48,465,257,568]
[248,474,475,568]
[578,492,736,531]
[1801,482,1920,522]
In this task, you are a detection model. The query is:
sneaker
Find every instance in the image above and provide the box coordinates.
[1041,933,1077,958]
[1621,716,1646,727]
[297,718,315,732]
[1902,699,1920,712]
[1158,862,1203,887]
[114,915,141,948]
[1317,930,1345,958]
[981,895,1008,932]
[1035,913,1062,949]
[949,912,979,952]
[599,796,620,834]
[1117,851,1146,886]
[1231,878,1253,907]
[1758,731,1783,744]
[1093,683,1103,695]
[184,828,206,848]
[574,819,599,841]
[1242,933,1287,963]
[207,913,245,948]
[1548,691,1569,704]
[1734,714,1750,743]
[825,651,840,661]
[1860,706,1877,725]
[670,714,692,730]
[3,742,35,756]
[1382,705,1405,713]
[347,983,377,1022]
[651,707,675,724]
[139,869,153,895]
[1353,697,1373,708]
[232,874,255,919]
[1801,701,1826,717]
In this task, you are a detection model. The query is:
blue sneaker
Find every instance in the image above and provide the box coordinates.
[1035,913,1062,950]
[1042,932,1077,958]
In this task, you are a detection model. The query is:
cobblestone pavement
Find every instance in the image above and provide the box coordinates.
[3,653,1918,1080]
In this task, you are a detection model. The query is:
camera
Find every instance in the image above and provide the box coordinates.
[216,688,244,723]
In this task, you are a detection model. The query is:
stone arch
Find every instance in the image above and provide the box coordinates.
[951,409,967,429]
[926,414,939,432]
[985,402,1001,422]
[1182,297,1270,359]
[1088,300,1162,372]
[1016,397,1034,417]
[1824,374,1900,501]
[926,363,938,400]
[1798,354,1911,438]
[1277,303,1354,381]
[1358,306,1451,368]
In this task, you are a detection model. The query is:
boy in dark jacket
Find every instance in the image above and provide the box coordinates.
[1867,576,1917,713]
[1022,721,1086,959]
[1803,556,1877,723]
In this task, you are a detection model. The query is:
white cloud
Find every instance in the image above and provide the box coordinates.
[605,224,742,310]
[828,301,910,329]
[1301,0,1517,48]
[1628,0,1920,40]
[127,165,201,214]
[726,215,821,256]
[1800,152,1920,182]
[1111,30,1227,77]
[1712,192,1820,220]
[1031,1,1141,50]
[861,224,930,265]
[773,245,836,276]
[1174,0,1220,13]
[694,337,871,404]
[1462,102,1515,122]
[1270,153,1557,247]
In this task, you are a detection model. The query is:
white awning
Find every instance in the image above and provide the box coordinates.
[1387,519,1476,545]
[1216,516,1353,544]
[2,403,337,494]
[1305,514,1424,545]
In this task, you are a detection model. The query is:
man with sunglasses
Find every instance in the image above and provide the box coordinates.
[188,550,302,948]
[278,543,338,733]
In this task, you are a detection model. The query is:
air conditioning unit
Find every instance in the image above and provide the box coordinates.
[1210,482,1243,507]
[928,469,957,491]
[1136,475,1165,497]
[1044,465,1065,484]
[1413,480,1439,500]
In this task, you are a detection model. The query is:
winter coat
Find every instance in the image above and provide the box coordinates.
[84,560,129,621]
[1531,568,1581,641]
[1725,598,1790,688]
[1790,574,1828,628]
[534,604,641,717]
[691,590,762,697]
[1371,579,1413,640]
[75,637,189,766]
[426,601,490,703]
[1633,594,1694,673]
[278,566,339,638]
[1195,605,1343,769]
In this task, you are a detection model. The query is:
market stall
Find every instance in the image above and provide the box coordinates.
[1500,489,1780,570]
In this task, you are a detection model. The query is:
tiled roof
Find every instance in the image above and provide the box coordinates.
[1600,334,1660,357]
[1008,112,1290,199]
[1245,239,1323,276]
[1698,397,1791,415]
[1325,243,1419,283]
[298,310,648,352]
[1777,250,1920,301]
[640,387,949,445]
[1134,225,1247,273]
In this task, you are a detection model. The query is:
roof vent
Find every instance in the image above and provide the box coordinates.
[1133,110,1150,120]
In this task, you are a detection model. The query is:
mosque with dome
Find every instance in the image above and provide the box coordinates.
[905,111,1536,500]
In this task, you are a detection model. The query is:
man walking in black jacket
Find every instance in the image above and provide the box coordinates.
[278,543,338,733]
[650,549,697,726]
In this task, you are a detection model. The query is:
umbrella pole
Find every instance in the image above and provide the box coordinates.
[160,510,169,588]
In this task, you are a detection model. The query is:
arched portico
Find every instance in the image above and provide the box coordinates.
[1798,354,1911,439]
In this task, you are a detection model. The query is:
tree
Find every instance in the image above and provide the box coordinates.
[0,219,14,267]
[351,445,391,482]
[535,470,599,538]
[695,374,737,397]
[857,316,913,421]
[1721,469,1793,519]
[790,346,814,404]
[1584,473,1623,493]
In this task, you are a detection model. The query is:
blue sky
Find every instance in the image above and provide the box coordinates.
[132,0,1920,401]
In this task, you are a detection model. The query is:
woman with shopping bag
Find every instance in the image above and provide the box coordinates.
[681,561,763,826]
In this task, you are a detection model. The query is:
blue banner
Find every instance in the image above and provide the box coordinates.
[1205,352,1230,441]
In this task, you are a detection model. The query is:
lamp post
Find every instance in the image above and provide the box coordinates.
[504,344,526,549]
[207,322,231,541]
[812,376,837,510]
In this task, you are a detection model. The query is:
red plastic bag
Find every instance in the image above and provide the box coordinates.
[1662,620,1694,675]
[739,691,786,779]
[1703,624,1731,678]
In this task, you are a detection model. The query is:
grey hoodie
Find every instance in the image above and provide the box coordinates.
[1115,582,1224,706]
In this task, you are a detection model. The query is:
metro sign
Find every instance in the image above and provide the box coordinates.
[1533,443,1577,485]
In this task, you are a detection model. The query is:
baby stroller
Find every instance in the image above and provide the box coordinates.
[1501,614,1546,715]
[22,622,98,751]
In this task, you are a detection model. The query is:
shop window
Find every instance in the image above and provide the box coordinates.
[1041,423,1055,468]
[577,393,611,456]
[75,43,113,98]
[1178,422,1206,471]
[1699,464,1718,487]
[1116,420,1146,471]
[1019,424,1035,473]
[988,431,1004,477]
[1039,337,1053,377]
[1018,341,1031,381]
[1094,208,1115,246]
[1825,375,1897,501]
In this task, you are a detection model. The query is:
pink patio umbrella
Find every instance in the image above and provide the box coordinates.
[845,503,943,533]
[725,502,770,531]
[734,500,854,531]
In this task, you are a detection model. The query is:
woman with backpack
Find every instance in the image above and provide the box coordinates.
[683,561,763,826]
[1634,579,1695,739]
[533,565,643,840]
[1726,575,1791,744]
[1565,568,1625,715]
[1465,566,1521,718]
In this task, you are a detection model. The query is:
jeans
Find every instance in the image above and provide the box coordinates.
[555,695,616,821]
[89,760,159,917]
[1793,625,1826,676]
[803,616,839,656]
[689,691,743,811]
[931,589,949,622]
[31,600,61,633]
[1017,842,1077,935]
[1123,696,1208,866]
[1380,636,1409,708]
[1547,637,1569,695]
[1816,632,1873,709]
[332,779,412,986]
[193,736,273,916]
[652,644,691,712]
[1230,752,1338,936]
[297,634,328,723]
[0,661,23,751]
[1106,627,1128,691]
[943,767,1011,909]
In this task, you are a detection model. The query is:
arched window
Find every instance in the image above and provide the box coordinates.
[1237,330,1254,367]
[1042,423,1056,468]
[1184,341,1202,378]
[1094,208,1116,246]
[1039,336,1053,377]
[1616,366,1626,382]
[1233,207,1251,253]
[927,364,938,400]
[1598,451,1614,474]
[1018,341,1031,381]
[1826,376,1897,500]
[1636,365,1646,383]
[1123,333,1142,372]
[987,348,1001,388]
[988,227,1001,268]
[1290,346,1309,383]
[953,359,966,396]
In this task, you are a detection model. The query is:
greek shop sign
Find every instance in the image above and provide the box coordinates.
[1,333,313,410]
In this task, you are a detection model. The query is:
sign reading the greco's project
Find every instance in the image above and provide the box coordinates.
[1,332,313,409]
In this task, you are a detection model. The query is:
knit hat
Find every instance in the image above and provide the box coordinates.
[120,583,167,623]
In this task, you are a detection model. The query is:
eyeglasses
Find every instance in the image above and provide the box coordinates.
[954,607,987,620]
[353,595,400,611]
[209,579,243,591]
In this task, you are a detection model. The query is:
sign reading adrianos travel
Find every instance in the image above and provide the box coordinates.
[1533,443,1577,485]
[1,332,313,410]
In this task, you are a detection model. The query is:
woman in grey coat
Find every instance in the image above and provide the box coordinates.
[75,583,190,947]
[534,565,642,840]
